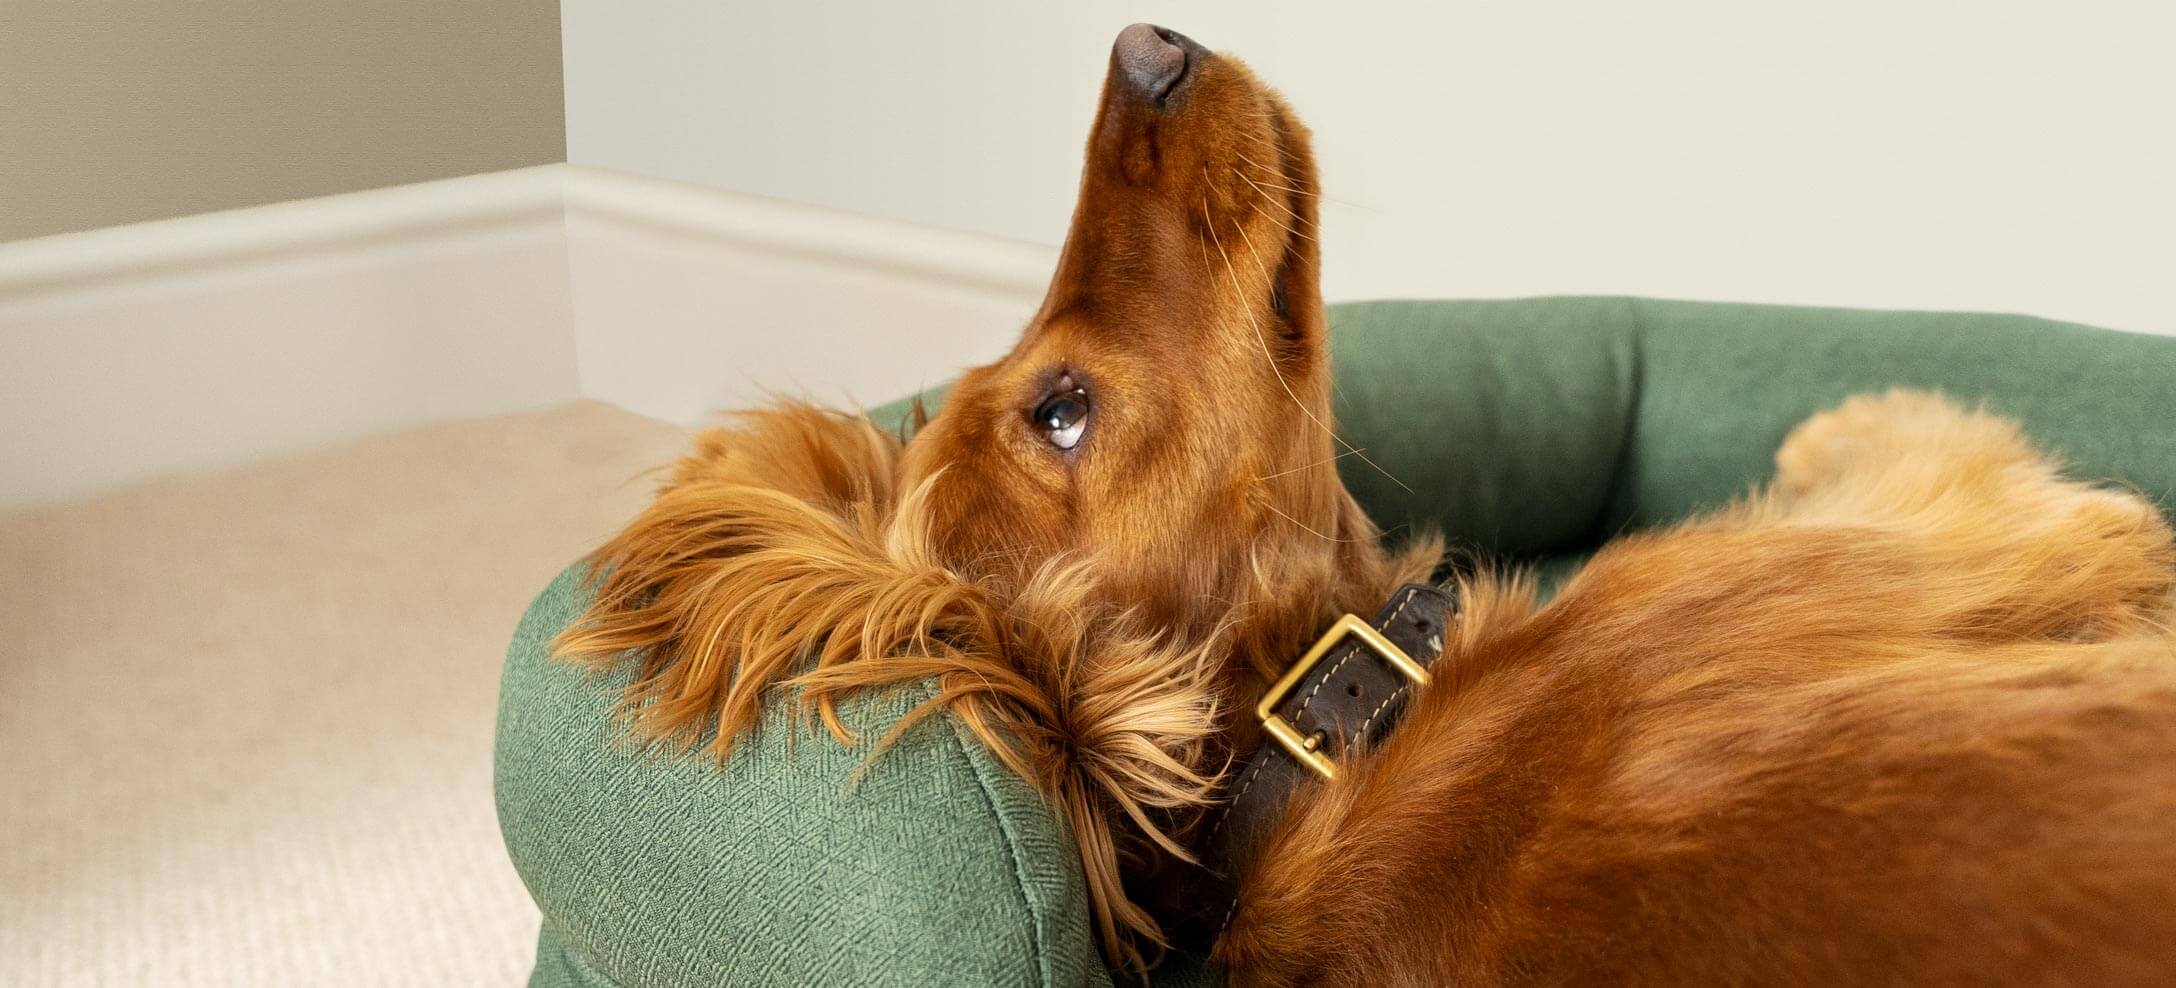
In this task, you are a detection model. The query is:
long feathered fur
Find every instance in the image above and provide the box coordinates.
[552,403,1434,971]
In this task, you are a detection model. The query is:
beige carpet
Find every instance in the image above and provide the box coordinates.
[0,401,689,986]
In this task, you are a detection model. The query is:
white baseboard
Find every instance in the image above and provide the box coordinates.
[0,165,1060,509]
[0,168,580,508]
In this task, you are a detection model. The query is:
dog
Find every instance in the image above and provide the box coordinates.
[555,24,2176,985]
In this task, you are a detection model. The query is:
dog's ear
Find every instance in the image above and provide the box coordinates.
[554,403,1230,974]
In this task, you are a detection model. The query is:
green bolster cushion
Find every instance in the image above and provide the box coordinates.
[496,563,1158,987]
[1608,298,2176,531]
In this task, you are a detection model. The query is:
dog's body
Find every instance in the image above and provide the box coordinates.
[1222,391,2176,984]
[556,25,2176,985]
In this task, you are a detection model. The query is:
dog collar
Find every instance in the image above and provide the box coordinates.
[1173,582,1458,952]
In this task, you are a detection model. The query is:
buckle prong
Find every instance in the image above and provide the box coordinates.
[1256,614,1430,780]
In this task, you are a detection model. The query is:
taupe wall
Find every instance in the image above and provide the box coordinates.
[2,2,565,242]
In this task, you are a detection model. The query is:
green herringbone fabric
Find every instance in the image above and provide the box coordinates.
[497,565,1125,987]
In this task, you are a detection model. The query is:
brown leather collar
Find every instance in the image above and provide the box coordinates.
[1171,583,1459,952]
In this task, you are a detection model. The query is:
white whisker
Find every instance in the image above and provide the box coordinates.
[1201,166,1242,214]
[1213,165,1317,246]
[1263,502,1354,543]
[1233,169,1318,243]
[1235,127,1287,154]
[1255,447,1366,481]
[1230,150,1309,195]
[1219,211,1413,494]
[1232,148,1368,210]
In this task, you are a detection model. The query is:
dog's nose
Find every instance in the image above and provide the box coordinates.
[1114,23,1198,101]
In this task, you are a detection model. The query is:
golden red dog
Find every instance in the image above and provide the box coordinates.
[556,25,2176,984]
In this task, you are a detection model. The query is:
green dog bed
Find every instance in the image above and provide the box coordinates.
[496,297,2175,986]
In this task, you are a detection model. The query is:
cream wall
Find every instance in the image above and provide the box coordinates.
[2,2,565,242]
[563,1,2175,335]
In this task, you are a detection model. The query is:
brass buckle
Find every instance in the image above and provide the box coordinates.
[1256,613,1431,781]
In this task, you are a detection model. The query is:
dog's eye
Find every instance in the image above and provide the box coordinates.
[1031,384,1089,451]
